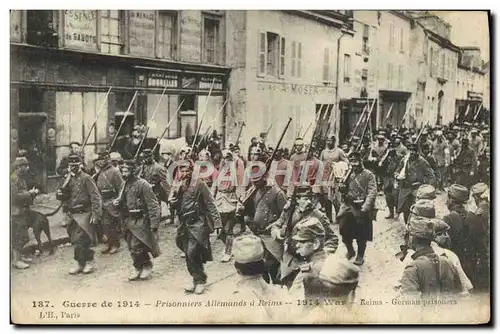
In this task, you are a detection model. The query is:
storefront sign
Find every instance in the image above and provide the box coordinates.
[257,82,335,95]
[147,71,179,88]
[467,91,483,101]
[200,77,223,90]
[64,10,98,51]
[10,10,22,43]
[129,10,156,58]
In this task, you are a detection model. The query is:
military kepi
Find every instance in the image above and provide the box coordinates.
[408,216,435,240]
[448,184,469,203]
[291,217,325,241]
[232,235,264,264]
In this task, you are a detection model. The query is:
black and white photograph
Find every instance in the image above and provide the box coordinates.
[9,9,491,324]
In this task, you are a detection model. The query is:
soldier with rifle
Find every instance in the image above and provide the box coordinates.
[395,138,436,224]
[140,148,167,206]
[56,153,102,275]
[212,148,245,262]
[112,159,161,281]
[268,186,339,288]
[336,152,377,266]
[94,150,124,255]
[236,118,292,284]
[379,140,402,219]
[169,160,222,294]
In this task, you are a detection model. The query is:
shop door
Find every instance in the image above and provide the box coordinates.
[18,114,47,191]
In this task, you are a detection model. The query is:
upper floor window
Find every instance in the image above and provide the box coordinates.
[362,24,370,55]
[323,48,330,82]
[343,54,351,83]
[389,23,395,49]
[157,11,178,60]
[203,17,219,64]
[399,27,404,52]
[26,10,58,47]
[291,41,303,78]
[100,10,122,55]
[258,31,285,78]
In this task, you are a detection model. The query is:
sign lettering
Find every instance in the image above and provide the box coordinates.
[257,82,335,96]
[64,10,97,51]
[129,10,156,57]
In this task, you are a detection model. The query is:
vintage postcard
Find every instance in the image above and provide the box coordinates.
[10,9,491,324]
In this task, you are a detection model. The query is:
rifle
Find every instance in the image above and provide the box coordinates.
[192,78,216,153]
[235,121,246,147]
[280,111,323,236]
[237,117,292,210]
[133,83,168,161]
[473,102,483,121]
[109,91,139,150]
[151,100,185,153]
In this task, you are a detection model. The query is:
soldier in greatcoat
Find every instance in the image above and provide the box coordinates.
[380,142,401,219]
[237,167,287,284]
[399,216,462,298]
[56,153,102,275]
[269,186,339,288]
[270,148,291,193]
[140,148,167,205]
[288,218,359,316]
[368,134,389,190]
[431,130,450,191]
[212,149,244,262]
[170,160,222,294]
[337,152,377,266]
[94,150,124,255]
[318,135,347,222]
[113,159,161,281]
[451,137,477,189]
[394,140,436,224]
[11,157,39,269]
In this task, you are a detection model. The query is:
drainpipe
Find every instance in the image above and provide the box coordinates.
[334,25,350,141]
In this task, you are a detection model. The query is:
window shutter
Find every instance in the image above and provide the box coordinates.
[398,65,404,89]
[323,48,330,82]
[258,32,267,77]
[279,36,285,78]
[389,24,394,48]
[297,42,302,78]
[291,41,296,77]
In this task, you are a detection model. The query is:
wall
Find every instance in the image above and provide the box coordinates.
[240,10,342,151]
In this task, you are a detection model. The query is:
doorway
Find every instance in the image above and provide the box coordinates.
[18,115,47,192]
[437,91,444,125]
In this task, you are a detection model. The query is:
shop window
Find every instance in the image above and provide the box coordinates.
[362,24,370,55]
[100,10,122,55]
[203,17,219,64]
[26,10,58,47]
[258,32,285,78]
[343,54,351,83]
[157,11,178,60]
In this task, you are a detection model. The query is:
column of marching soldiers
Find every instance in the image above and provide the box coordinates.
[11,91,490,310]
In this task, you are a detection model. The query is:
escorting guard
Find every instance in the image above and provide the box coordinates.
[442,184,471,265]
[212,149,245,262]
[470,129,484,155]
[170,160,222,294]
[289,218,359,311]
[270,148,291,193]
[399,216,461,298]
[94,150,124,255]
[269,186,339,287]
[380,142,401,219]
[395,140,436,224]
[369,133,389,190]
[451,137,477,189]
[109,152,123,168]
[237,168,287,284]
[431,130,450,191]
[197,149,219,188]
[56,153,102,275]
[337,152,377,266]
[140,148,167,205]
[11,157,39,269]
[113,159,161,281]
[394,135,408,157]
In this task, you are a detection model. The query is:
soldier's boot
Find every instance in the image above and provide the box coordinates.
[13,251,30,269]
[385,207,394,219]
[344,242,355,260]
[69,261,84,275]
[82,261,95,274]
[20,255,33,263]
[108,241,120,255]
[139,264,153,280]
[184,281,195,293]
[181,253,186,258]
[194,284,206,295]
[354,242,366,266]
[221,236,233,263]
[128,267,142,281]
